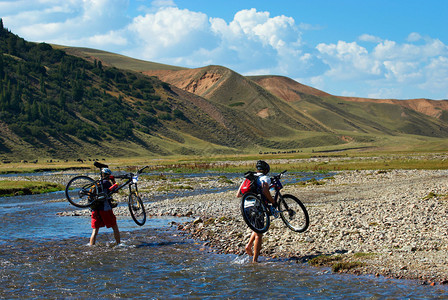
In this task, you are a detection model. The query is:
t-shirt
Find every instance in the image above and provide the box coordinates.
[256,172,271,188]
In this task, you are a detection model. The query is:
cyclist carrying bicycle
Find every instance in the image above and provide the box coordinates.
[89,166,121,246]
[237,160,276,262]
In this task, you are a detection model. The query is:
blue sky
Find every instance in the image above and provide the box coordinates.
[1,0,447,100]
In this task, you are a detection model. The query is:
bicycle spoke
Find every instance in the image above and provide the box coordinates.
[241,193,270,234]
[279,194,309,232]
[128,192,146,226]
[65,176,97,208]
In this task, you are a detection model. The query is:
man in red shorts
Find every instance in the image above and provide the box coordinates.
[89,167,121,246]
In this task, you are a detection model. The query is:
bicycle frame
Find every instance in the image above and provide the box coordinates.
[113,166,148,196]
[93,162,148,200]
[240,169,310,234]
[260,170,286,207]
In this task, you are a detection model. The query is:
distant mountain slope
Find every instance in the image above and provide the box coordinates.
[0,26,347,160]
[62,45,448,123]
[2,24,448,161]
[0,26,270,159]
[145,69,448,138]
[251,76,448,138]
[144,66,327,133]
[250,75,448,120]
[248,75,332,101]
[55,46,186,72]
[339,96,448,120]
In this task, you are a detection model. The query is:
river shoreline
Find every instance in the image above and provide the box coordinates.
[15,168,448,284]
[142,169,448,285]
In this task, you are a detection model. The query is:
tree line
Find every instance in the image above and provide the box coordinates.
[0,19,186,149]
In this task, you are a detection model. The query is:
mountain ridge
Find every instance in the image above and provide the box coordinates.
[61,46,448,121]
[1,26,448,160]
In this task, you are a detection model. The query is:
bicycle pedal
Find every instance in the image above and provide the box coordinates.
[269,206,279,218]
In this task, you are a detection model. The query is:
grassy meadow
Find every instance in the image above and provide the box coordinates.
[2,146,448,175]
[0,180,65,197]
[1,147,447,197]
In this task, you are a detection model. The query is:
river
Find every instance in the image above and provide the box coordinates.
[0,174,447,298]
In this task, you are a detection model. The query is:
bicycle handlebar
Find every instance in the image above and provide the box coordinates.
[137,166,149,174]
[114,166,149,179]
[273,170,287,179]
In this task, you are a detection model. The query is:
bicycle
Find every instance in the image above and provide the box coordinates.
[65,161,148,226]
[240,170,309,234]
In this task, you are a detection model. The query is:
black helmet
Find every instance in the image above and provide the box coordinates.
[256,160,270,173]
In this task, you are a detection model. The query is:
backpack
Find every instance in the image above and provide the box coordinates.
[240,171,258,195]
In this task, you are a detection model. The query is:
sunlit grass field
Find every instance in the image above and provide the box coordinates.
[2,149,448,175]
[0,180,65,196]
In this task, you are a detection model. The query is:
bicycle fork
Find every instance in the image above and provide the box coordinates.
[277,193,296,219]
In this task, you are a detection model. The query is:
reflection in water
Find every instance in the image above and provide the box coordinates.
[3,229,446,299]
[0,182,447,298]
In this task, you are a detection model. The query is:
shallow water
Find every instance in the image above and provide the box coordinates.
[1,178,447,298]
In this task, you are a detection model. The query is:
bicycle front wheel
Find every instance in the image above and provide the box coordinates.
[65,176,97,208]
[128,192,146,226]
[278,194,309,232]
[241,193,270,234]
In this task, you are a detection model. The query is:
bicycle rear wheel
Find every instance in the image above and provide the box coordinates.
[241,193,270,234]
[128,192,146,226]
[65,176,97,208]
[278,194,309,232]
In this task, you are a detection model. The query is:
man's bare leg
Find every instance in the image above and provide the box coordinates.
[112,225,121,245]
[245,232,256,256]
[90,228,99,245]
[253,232,262,262]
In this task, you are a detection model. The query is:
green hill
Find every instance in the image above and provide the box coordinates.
[0,24,332,160]
[1,21,448,161]
[0,25,251,159]
[55,46,186,72]
[250,76,448,137]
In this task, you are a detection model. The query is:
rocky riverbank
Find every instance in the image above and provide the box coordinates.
[143,169,448,284]
[19,168,448,284]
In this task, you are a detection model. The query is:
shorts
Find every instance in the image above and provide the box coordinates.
[91,209,117,229]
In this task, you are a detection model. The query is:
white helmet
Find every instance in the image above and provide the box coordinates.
[101,168,112,175]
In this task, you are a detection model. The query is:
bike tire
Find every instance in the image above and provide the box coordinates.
[240,193,270,234]
[128,192,146,226]
[278,194,309,233]
[65,176,97,208]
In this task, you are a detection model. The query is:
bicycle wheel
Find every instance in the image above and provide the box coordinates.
[278,194,309,232]
[65,176,97,208]
[240,193,270,234]
[128,192,146,226]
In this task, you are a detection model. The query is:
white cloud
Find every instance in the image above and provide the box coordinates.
[314,35,448,99]
[419,56,448,94]
[126,7,214,60]
[359,34,382,43]
[317,41,382,79]
[407,32,422,42]
[1,1,448,99]
[207,8,327,76]
[3,0,129,46]
[367,87,401,99]
[87,31,128,47]
[151,0,176,8]
[383,60,421,83]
